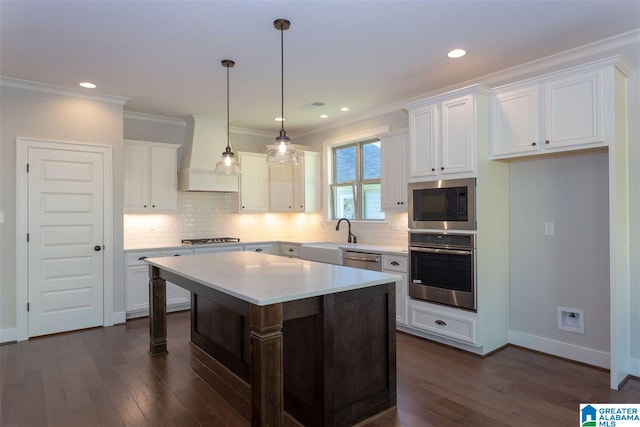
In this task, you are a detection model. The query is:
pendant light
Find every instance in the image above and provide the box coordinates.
[266,18,298,166]
[215,59,242,175]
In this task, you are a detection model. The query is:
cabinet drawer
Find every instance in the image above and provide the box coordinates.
[382,255,407,273]
[126,251,162,266]
[244,244,273,254]
[281,244,300,257]
[410,303,476,344]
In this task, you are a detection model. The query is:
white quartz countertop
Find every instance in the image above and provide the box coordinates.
[145,251,401,306]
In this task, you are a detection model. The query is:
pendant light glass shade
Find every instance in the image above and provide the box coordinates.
[267,19,298,166]
[215,59,241,175]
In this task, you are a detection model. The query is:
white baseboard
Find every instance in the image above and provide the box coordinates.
[508,329,610,369]
[0,328,18,344]
[111,311,126,325]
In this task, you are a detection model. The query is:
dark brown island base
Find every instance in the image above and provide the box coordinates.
[146,251,398,427]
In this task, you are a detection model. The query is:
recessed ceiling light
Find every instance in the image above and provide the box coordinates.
[340,107,349,112]
[320,114,328,119]
[275,117,285,122]
[447,49,467,59]
[79,82,96,89]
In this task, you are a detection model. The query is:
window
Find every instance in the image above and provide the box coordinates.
[330,139,384,221]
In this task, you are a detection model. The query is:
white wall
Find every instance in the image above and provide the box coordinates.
[0,85,125,333]
[508,153,611,365]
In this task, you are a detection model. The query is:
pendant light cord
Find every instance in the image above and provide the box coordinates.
[280,25,285,134]
[227,63,230,149]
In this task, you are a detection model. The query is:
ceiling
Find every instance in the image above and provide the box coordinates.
[1,1,639,135]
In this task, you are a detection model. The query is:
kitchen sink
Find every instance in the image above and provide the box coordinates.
[299,242,344,265]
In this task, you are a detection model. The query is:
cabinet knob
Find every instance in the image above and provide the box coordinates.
[440,167,445,171]
[94,245,102,252]
[152,205,156,208]
[435,319,447,326]
[545,140,550,145]
[143,205,147,208]
[431,168,435,172]
[242,206,245,209]
[396,202,400,205]
[288,206,292,209]
[299,205,303,208]
[531,142,537,146]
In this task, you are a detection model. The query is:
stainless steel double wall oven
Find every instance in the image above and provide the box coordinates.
[408,178,477,311]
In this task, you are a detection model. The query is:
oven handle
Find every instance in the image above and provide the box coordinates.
[409,246,472,256]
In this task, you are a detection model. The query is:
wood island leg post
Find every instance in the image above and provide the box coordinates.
[249,303,284,427]
[148,265,168,356]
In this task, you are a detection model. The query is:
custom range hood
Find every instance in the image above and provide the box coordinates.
[178,115,239,192]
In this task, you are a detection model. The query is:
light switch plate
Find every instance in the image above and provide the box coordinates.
[545,222,554,236]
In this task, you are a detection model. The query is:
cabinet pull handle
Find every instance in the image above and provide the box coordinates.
[545,140,550,145]
[255,248,263,252]
[435,320,447,326]
[173,254,181,257]
[288,248,294,252]
[138,256,148,261]
[390,261,400,266]
[531,142,537,146]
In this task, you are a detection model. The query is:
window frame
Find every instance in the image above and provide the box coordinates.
[328,136,385,222]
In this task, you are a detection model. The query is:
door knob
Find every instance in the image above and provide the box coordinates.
[94,245,102,251]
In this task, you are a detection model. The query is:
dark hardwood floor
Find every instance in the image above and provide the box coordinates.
[1,311,638,426]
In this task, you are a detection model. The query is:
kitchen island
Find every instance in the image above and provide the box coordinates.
[146,251,398,427]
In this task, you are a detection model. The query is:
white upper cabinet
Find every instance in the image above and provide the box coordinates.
[406,85,490,182]
[490,58,632,159]
[269,151,321,213]
[124,139,178,213]
[238,152,269,213]
[380,130,408,210]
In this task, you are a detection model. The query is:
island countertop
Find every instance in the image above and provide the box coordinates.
[145,250,400,306]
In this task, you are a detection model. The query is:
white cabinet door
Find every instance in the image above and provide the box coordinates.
[150,146,178,212]
[408,104,437,178]
[124,140,178,213]
[545,69,604,150]
[383,254,408,326]
[380,132,408,211]
[123,143,150,212]
[294,152,321,212]
[239,152,269,212]
[491,86,540,156]
[269,164,294,212]
[440,95,475,176]
[280,243,300,258]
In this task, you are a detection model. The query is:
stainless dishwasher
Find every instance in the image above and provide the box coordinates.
[342,251,382,271]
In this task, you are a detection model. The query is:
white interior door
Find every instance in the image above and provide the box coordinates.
[28,147,105,337]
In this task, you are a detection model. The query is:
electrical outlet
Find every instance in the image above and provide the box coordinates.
[545,222,555,236]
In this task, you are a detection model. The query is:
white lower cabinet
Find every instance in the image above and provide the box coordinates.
[382,254,408,326]
[125,249,193,319]
[409,300,477,345]
[280,243,300,258]
[244,243,275,254]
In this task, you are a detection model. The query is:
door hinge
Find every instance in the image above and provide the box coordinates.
[27,302,30,312]
[27,233,30,242]
[26,163,30,173]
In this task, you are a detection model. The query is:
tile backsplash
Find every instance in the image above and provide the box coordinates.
[124,192,408,248]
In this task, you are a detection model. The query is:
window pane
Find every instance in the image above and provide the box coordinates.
[362,183,384,220]
[362,141,380,180]
[335,146,356,183]
[332,185,355,219]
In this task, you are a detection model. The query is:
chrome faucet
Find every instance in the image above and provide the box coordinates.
[336,218,357,244]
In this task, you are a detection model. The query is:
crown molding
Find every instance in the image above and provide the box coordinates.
[230,126,273,138]
[0,76,129,105]
[124,111,186,126]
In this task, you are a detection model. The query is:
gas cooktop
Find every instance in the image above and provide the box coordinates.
[181,237,241,245]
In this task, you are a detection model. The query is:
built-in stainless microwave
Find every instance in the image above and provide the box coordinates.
[408,178,476,230]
